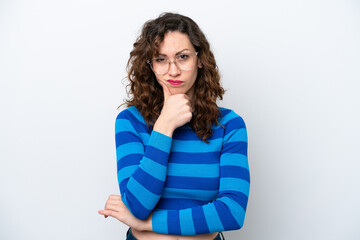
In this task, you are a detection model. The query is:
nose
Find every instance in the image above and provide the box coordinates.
[167,61,181,76]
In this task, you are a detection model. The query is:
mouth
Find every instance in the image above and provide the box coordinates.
[167,79,184,86]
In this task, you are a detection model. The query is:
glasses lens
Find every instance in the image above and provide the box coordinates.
[152,56,168,75]
[178,53,197,71]
[151,52,196,75]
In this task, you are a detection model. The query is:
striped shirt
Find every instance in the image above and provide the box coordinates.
[115,106,249,235]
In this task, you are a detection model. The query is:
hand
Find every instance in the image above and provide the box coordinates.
[98,194,152,232]
[155,81,193,132]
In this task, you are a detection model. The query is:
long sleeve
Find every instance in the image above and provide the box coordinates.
[151,111,249,235]
[115,108,173,220]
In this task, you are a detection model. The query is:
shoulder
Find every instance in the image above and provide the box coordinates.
[116,106,146,123]
[218,106,246,129]
[115,106,148,131]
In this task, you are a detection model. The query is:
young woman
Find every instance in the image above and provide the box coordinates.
[98,12,250,240]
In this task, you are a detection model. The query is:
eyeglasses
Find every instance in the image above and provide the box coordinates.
[147,51,199,75]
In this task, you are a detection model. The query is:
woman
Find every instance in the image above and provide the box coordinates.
[98,12,250,240]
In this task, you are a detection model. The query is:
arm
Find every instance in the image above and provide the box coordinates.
[151,112,250,235]
[115,108,173,220]
[116,83,192,221]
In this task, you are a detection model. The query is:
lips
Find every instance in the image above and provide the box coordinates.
[167,79,183,86]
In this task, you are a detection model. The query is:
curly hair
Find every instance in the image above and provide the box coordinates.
[120,12,225,143]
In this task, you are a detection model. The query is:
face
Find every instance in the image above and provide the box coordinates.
[153,31,202,101]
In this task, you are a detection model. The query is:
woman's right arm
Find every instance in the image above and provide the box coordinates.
[115,110,173,220]
[116,81,192,220]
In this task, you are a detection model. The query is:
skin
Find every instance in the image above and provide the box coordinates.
[98,31,218,240]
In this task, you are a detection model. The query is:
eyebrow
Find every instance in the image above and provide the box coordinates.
[158,49,191,56]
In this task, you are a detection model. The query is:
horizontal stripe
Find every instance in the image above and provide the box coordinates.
[139,132,150,142]
[139,157,167,181]
[167,163,219,178]
[220,153,248,168]
[126,106,148,126]
[117,165,137,182]
[115,131,141,147]
[165,176,219,190]
[224,128,247,143]
[171,138,223,153]
[169,152,221,164]
[147,131,172,153]
[116,142,144,160]
[220,166,250,182]
[220,178,250,196]
[218,110,240,126]
[117,153,142,170]
[222,141,248,155]
[156,198,208,210]
[172,127,224,140]
[219,107,232,115]
[143,146,169,166]
[133,168,165,195]
[127,178,160,210]
[115,119,137,134]
[117,108,148,133]
[223,115,245,131]
[162,188,218,201]
[230,191,249,211]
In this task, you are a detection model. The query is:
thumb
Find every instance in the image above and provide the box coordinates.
[158,80,172,102]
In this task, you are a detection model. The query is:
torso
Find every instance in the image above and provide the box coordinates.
[119,106,244,237]
[132,229,218,240]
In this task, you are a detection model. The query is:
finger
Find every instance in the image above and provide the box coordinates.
[104,203,121,211]
[98,210,114,218]
[109,194,121,199]
[105,195,121,207]
[106,199,122,205]
[106,197,125,207]
[158,80,172,102]
[98,210,109,218]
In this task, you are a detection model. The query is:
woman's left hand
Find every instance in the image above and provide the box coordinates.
[98,194,152,232]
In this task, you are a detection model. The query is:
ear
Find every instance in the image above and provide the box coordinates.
[197,59,203,68]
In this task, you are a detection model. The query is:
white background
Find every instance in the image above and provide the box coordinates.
[1,0,359,239]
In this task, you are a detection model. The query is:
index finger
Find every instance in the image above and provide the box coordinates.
[158,80,172,102]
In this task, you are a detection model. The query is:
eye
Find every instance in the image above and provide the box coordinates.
[154,57,166,63]
[177,54,189,61]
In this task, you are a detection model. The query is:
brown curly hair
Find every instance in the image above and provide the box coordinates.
[120,12,225,143]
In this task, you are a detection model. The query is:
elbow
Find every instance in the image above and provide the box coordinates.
[224,216,245,232]
[124,203,152,220]
[133,212,150,220]
[220,195,247,231]
[132,209,151,220]
[231,206,246,230]
[121,194,152,220]
[234,210,247,231]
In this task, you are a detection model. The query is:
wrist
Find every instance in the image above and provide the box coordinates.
[145,214,153,231]
[136,214,152,232]
[153,116,174,137]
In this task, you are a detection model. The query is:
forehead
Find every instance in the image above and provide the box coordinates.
[158,31,195,55]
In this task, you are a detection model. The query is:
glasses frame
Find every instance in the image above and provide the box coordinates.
[147,51,199,75]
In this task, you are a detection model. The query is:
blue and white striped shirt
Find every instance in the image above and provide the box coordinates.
[115,106,249,235]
